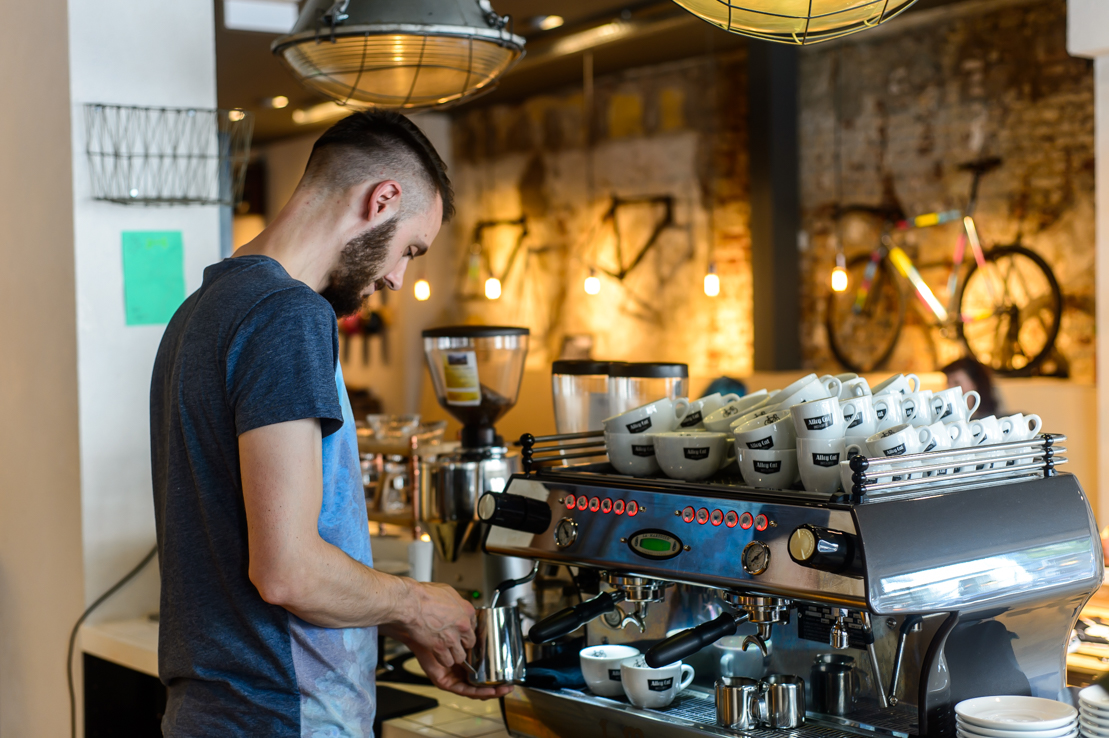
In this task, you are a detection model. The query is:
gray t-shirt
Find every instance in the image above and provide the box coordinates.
[150,255,376,737]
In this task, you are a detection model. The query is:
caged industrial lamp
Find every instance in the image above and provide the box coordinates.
[670,0,919,44]
[272,0,526,110]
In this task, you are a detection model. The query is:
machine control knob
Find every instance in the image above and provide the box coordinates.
[788,525,855,574]
[477,492,552,534]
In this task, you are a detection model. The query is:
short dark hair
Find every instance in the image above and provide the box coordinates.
[942,356,1001,416]
[305,111,455,222]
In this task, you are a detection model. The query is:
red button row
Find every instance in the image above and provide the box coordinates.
[681,507,768,531]
[564,495,638,516]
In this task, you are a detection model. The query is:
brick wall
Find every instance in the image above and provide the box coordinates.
[450,52,754,377]
[798,0,1095,380]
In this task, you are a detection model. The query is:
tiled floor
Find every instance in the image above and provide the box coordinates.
[381,683,508,738]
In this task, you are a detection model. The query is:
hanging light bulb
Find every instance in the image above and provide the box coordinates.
[414,279,431,301]
[584,269,600,295]
[485,277,502,300]
[831,252,848,293]
[704,263,720,297]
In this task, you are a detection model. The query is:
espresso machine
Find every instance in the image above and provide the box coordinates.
[477,430,1101,738]
[417,325,536,606]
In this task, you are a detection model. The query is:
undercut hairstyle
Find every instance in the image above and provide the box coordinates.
[303,111,455,223]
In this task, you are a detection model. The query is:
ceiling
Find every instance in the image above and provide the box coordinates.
[215,0,968,144]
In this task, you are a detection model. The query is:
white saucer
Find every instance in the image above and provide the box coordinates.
[957,718,1078,738]
[1081,713,1109,729]
[1081,687,1109,712]
[1083,703,1109,720]
[958,727,1077,738]
[956,697,1078,732]
[1080,717,1109,733]
[1079,724,1109,738]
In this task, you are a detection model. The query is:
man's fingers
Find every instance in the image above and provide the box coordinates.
[433,644,456,668]
[448,639,468,667]
[459,624,476,650]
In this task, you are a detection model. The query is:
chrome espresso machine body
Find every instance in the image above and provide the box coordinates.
[478,432,1101,738]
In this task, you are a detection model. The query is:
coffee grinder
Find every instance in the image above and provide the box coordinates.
[417,326,535,608]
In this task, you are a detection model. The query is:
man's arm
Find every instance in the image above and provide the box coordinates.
[239,418,510,698]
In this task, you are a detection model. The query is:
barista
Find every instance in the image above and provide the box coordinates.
[149,112,511,738]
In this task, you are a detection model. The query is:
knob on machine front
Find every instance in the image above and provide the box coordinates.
[478,492,552,535]
[788,525,857,574]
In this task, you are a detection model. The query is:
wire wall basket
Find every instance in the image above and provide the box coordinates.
[84,104,254,206]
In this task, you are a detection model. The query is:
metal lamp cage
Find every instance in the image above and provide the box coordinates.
[672,0,919,44]
[84,104,254,206]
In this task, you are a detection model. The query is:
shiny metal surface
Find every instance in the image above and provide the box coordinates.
[466,603,525,686]
[761,674,806,729]
[418,448,516,562]
[715,676,760,730]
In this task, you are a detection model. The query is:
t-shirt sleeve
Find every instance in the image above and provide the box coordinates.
[226,287,344,438]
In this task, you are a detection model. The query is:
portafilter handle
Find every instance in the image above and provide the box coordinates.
[528,590,627,643]
[645,612,750,668]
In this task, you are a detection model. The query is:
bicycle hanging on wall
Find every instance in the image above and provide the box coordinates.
[825,157,1063,376]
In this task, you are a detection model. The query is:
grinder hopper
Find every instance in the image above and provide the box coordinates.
[419,326,529,564]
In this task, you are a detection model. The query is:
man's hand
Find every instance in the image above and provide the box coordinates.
[406,640,514,700]
[383,582,477,668]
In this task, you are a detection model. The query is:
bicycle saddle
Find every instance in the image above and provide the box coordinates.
[831,203,906,222]
[957,156,1002,174]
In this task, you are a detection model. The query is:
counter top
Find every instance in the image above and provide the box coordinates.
[80,617,507,736]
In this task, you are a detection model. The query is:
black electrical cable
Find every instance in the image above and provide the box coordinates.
[67,544,158,738]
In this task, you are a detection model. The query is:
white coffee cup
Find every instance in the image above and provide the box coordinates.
[872,373,921,397]
[797,437,847,494]
[818,374,848,399]
[703,391,770,432]
[943,418,976,473]
[837,376,872,400]
[580,644,640,697]
[840,395,879,438]
[738,448,800,490]
[999,413,1043,467]
[734,409,796,451]
[921,421,956,476]
[929,386,981,424]
[678,392,741,430]
[653,431,736,481]
[775,373,840,409]
[970,415,1003,445]
[790,397,846,439]
[605,431,660,477]
[900,390,936,427]
[872,393,905,432]
[603,397,691,435]
[620,656,695,709]
[866,423,935,483]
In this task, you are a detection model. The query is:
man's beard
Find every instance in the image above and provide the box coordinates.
[321,218,398,317]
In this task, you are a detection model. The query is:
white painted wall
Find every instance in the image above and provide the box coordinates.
[67,0,221,622]
[0,0,86,733]
[260,114,458,416]
[1068,0,1109,523]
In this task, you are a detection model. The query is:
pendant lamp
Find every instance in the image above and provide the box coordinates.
[272,0,525,110]
[670,0,918,44]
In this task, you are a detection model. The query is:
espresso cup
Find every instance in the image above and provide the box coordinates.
[921,421,956,476]
[899,390,936,427]
[620,656,695,709]
[818,374,846,399]
[739,448,800,490]
[872,393,905,432]
[605,431,660,477]
[866,423,935,482]
[734,410,796,451]
[580,644,640,697]
[679,392,742,430]
[943,418,975,473]
[929,386,981,424]
[603,397,691,435]
[790,397,846,440]
[775,373,840,409]
[970,415,1003,445]
[654,431,735,481]
[1000,413,1043,467]
[872,372,921,397]
[703,392,770,432]
[837,376,872,400]
[797,437,847,494]
[840,395,879,438]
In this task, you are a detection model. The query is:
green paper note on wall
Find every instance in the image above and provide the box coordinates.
[122,231,186,326]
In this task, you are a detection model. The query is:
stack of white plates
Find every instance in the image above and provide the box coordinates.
[956,696,1078,738]
[1079,685,1109,737]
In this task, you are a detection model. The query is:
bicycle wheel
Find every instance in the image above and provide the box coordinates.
[956,244,1063,376]
[826,253,906,373]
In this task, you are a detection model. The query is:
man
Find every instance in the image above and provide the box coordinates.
[150,111,511,737]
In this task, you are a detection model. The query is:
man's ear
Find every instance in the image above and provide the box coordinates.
[362,180,402,225]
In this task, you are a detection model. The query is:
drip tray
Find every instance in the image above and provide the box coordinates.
[505,686,914,738]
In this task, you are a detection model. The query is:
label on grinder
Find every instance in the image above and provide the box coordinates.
[442,351,480,406]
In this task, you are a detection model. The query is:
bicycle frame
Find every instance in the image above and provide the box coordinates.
[851,209,997,325]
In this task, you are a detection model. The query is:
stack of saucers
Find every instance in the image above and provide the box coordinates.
[956,696,1077,738]
[1079,685,1109,737]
